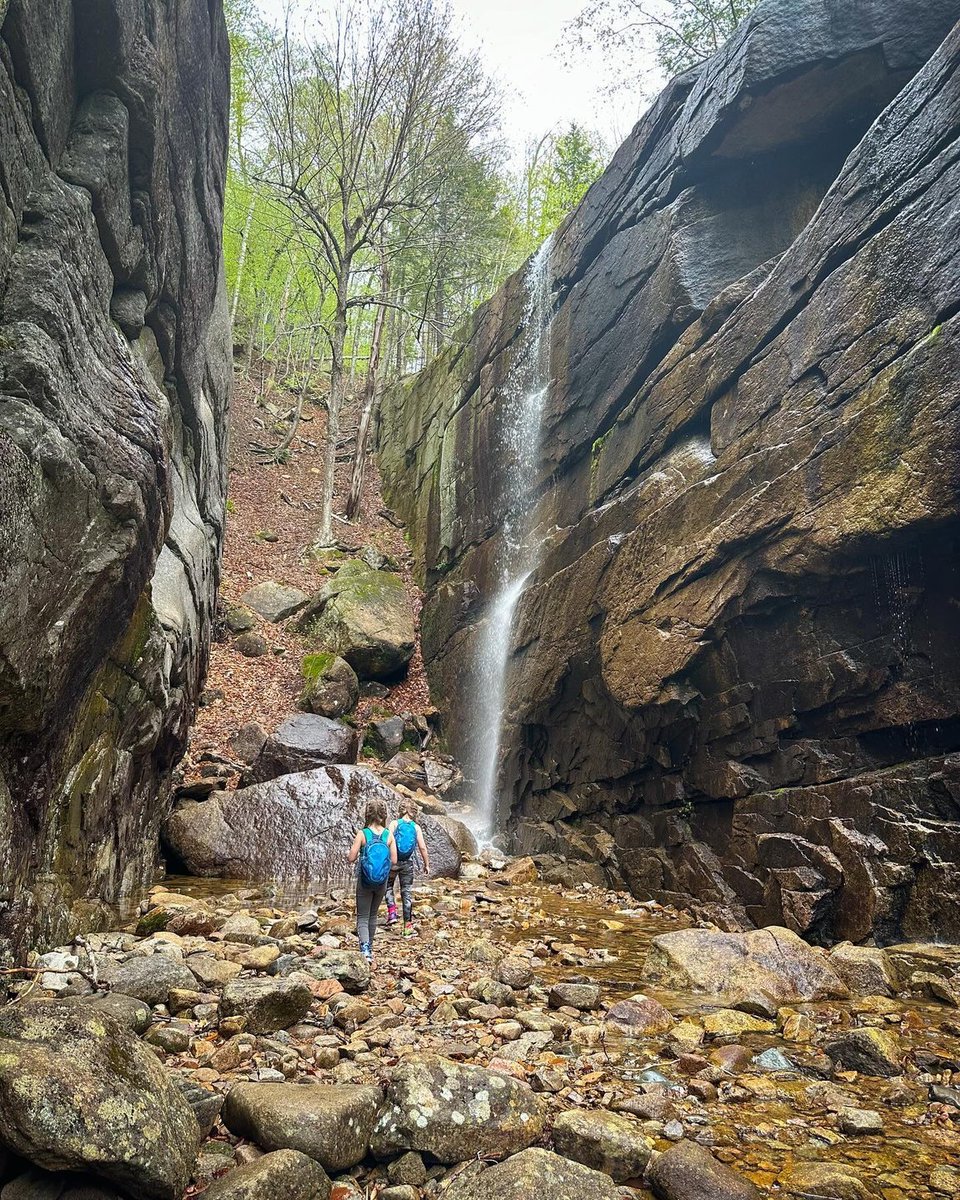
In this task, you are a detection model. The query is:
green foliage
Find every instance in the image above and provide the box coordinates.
[518,123,606,254]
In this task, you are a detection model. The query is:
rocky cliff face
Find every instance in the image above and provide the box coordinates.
[379,0,960,944]
[0,0,230,956]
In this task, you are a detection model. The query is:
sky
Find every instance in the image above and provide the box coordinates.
[253,0,655,165]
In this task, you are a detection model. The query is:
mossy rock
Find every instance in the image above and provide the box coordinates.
[298,561,414,681]
[299,653,360,719]
[0,999,202,1199]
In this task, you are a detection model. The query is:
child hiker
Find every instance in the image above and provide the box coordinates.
[386,798,431,937]
[346,798,397,964]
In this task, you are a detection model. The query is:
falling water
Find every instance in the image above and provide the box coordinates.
[469,235,555,840]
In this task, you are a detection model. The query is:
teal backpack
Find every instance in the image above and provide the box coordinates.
[360,828,392,887]
[395,817,417,861]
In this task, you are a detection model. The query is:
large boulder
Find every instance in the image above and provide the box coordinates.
[202,1150,331,1200]
[0,1000,202,1199]
[640,927,848,1006]
[245,714,359,785]
[299,560,415,680]
[0,0,231,959]
[163,766,465,881]
[371,1056,544,1163]
[300,654,360,718]
[222,1083,381,1172]
[240,582,310,624]
[444,1149,622,1200]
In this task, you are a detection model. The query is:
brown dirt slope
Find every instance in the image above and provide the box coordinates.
[185,368,429,779]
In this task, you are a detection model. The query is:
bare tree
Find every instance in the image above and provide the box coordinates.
[251,0,498,545]
[565,0,757,96]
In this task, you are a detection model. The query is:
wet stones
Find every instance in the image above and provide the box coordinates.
[606,994,675,1037]
[220,978,313,1034]
[370,1056,544,1163]
[222,1083,382,1172]
[444,1148,622,1200]
[648,1141,762,1200]
[0,999,202,1200]
[552,1109,654,1182]
[702,1010,775,1037]
[823,1027,903,1077]
[202,1149,331,1200]
[780,1162,871,1200]
[641,926,848,1007]
[837,1106,884,1135]
[549,982,601,1011]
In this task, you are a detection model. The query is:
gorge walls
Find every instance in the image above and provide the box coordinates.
[379,0,960,944]
[0,0,230,956]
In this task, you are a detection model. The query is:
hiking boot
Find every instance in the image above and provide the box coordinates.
[403,922,415,938]
[386,903,398,926]
[360,941,373,963]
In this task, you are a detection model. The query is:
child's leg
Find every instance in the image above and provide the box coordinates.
[399,860,414,922]
[386,870,399,921]
[356,883,372,947]
[367,883,388,946]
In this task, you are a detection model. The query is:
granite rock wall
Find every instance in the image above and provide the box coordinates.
[0,0,230,955]
[379,0,960,943]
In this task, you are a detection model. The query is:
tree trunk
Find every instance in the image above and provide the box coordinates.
[346,259,390,520]
[230,196,256,329]
[319,285,349,546]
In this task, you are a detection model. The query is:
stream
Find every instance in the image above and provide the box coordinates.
[153,871,960,1198]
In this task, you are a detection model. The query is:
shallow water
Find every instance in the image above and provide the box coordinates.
[157,872,960,1197]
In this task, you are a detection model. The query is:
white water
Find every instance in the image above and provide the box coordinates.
[469,235,555,841]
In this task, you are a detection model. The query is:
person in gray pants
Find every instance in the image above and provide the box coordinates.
[386,798,431,936]
[346,798,397,963]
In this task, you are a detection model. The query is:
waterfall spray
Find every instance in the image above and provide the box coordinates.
[469,234,555,841]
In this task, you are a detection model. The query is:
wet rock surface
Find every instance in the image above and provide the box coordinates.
[4,868,958,1199]
[640,927,848,1007]
[162,766,467,881]
[377,0,960,941]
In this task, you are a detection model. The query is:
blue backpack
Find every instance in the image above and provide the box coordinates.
[395,818,417,862]
[360,828,392,888]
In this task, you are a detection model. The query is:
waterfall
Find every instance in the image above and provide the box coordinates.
[469,234,555,840]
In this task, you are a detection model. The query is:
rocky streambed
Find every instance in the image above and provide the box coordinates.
[1,863,959,1200]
